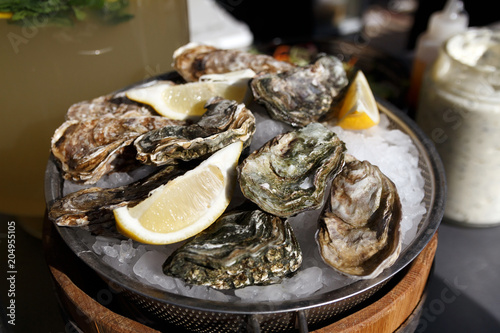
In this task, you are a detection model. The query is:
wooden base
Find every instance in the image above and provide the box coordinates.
[43,217,437,333]
[315,235,436,333]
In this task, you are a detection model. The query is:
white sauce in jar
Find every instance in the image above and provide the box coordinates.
[417,28,500,226]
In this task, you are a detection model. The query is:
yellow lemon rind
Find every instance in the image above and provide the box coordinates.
[336,70,380,130]
[113,141,243,245]
[126,71,254,121]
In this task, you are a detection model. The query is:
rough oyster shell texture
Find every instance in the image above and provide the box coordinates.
[134,97,255,166]
[317,155,402,278]
[237,122,346,217]
[51,115,181,184]
[49,165,181,228]
[65,85,167,121]
[48,41,407,290]
[251,54,348,127]
[163,209,302,289]
[51,82,185,184]
[173,43,295,82]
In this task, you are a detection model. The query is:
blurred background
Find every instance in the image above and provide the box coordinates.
[211,0,497,51]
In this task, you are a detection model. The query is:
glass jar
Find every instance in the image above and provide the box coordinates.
[0,0,189,237]
[416,28,500,226]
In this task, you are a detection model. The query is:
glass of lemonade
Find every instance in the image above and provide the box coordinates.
[0,0,189,237]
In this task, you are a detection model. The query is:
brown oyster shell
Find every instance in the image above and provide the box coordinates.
[237,122,345,217]
[250,54,348,127]
[51,82,186,184]
[173,43,295,82]
[317,155,402,279]
[162,209,302,290]
[134,97,255,166]
[51,115,180,184]
[66,81,175,121]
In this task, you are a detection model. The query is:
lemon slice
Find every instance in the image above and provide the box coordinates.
[114,141,243,245]
[126,70,255,121]
[335,70,380,130]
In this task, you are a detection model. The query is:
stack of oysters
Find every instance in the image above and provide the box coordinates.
[48,43,402,290]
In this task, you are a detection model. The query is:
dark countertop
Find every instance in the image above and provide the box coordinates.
[418,222,500,332]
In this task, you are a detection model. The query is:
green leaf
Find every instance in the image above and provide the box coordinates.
[0,0,132,26]
[72,6,86,20]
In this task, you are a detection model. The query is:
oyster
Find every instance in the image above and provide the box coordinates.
[173,43,295,82]
[66,81,175,121]
[250,54,348,127]
[163,209,302,289]
[237,123,345,217]
[49,165,184,227]
[317,155,402,279]
[51,116,181,184]
[134,97,255,166]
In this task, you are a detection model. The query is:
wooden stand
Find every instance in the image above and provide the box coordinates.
[43,217,437,333]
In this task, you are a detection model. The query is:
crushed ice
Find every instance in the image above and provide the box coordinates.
[83,113,426,302]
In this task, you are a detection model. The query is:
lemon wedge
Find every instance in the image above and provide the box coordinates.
[126,70,255,120]
[334,70,380,130]
[113,141,243,245]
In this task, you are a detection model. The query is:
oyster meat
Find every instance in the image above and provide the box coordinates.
[51,115,181,184]
[134,97,255,166]
[251,54,348,127]
[237,122,345,217]
[317,155,402,279]
[163,209,302,289]
[173,43,295,82]
[49,164,183,227]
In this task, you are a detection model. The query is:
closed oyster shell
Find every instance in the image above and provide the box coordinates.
[66,81,174,121]
[162,209,302,290]
[134,97,255,166]
[317,155,402,279]
[49,164,182,227]
[173,43,295,82]
[237,123,345,217]
[51,116,180,184]
[250,54,348,127]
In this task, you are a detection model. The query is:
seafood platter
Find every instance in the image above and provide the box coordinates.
[45,43,446,332]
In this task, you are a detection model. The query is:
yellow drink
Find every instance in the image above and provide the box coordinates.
[0,0,189,237]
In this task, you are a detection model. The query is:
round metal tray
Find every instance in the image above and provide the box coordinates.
[45,73,446,333]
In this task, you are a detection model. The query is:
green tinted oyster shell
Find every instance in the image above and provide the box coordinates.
[134,97,255,166]
[250,54,348,127]
[237,123,345,217]
[162,210,302,290]
[317,155,402,279]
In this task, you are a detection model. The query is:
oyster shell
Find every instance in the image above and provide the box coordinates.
[162,209,302,289]
[51,115,181,184]
[66,81,174,121]
[173,43,295,82]
[317,155,402,279]
[250,54,348,127]
[134,97,255,166]
[237,123,346,217]
[49,165,182,227]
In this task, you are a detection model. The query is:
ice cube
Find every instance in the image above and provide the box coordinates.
[282,267,323,297]
[133,251,176,290]
[103,245,118,258]
[118,239,136,263]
